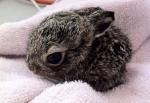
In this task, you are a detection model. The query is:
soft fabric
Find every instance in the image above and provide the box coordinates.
[1,58,150,103]
[0,0,150,103]
[0,58,53,103]
[30,63,150,103]
[0,0,150,57]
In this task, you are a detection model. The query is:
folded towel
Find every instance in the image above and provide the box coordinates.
[0,0,150,57]
[29,63,150,103]
[1,58,150,103]
[0,0,150,103]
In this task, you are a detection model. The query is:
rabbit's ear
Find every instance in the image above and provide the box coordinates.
[74,7,103,17]
[89,11,115,38]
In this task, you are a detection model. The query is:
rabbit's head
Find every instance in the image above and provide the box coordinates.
[26,7,131,91]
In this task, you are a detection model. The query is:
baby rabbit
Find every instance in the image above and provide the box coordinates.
[26,7,132,91]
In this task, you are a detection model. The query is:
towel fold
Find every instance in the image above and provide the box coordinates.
[0,0,150,57]
[0,0,150,103]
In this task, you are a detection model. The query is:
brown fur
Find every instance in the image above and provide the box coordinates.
[26,7,132,91]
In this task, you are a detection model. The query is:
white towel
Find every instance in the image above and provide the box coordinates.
[0,0,150,57]
[0,0,150,103]
[29,63,150,103]
[1,58,150,103]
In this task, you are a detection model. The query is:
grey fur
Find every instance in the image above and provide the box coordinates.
[26,7,132,91]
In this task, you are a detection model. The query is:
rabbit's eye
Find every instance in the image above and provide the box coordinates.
[46,52,64,65]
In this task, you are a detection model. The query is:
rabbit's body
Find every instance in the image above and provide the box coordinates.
[26,7,132,91]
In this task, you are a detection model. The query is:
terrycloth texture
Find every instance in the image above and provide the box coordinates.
[0,0,150,103]
[1,58,150,103]
[0,58,53,103]
[0,0,150,57]
[30,63,150,103]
